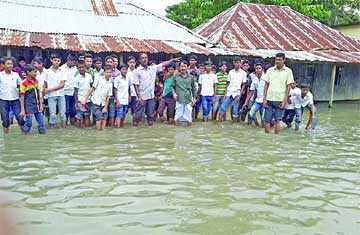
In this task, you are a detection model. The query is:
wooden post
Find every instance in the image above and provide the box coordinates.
[328,64,337,108]
[6,47,11,57]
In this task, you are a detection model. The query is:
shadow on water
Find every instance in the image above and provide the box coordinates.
[0,102,359,235]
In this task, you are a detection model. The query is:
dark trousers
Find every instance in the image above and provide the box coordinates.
[65,95,76,119]
[0,99,25,128]
[135,98,156,125]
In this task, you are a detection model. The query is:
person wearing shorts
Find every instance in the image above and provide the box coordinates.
[263,53,294,134]
[74,61,93,128]
[82,65,113,131]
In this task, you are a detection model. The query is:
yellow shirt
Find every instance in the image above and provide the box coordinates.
[263,65,294,102]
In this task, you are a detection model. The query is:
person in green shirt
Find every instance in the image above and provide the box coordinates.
[212,62,228,120]
[158,63,176,124]
[172,61,197,126]
[263,53,294,134]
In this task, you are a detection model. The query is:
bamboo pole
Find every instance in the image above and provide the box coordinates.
[328,65,337,108]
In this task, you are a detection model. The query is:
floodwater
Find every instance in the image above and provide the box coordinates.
[0,102,359,235]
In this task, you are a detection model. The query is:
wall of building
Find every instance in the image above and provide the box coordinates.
[334,24,360,40]
[289,62,360,101]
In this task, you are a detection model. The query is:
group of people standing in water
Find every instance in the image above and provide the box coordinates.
[0,51,317,135]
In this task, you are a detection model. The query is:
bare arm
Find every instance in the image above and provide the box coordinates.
[102,96,110,113]
[45,80,65,93]
[74,88,79,104]
[263,82,269,107]
[281,84,292,108]
[82,87,95,105]
[244,90,254,106]
[20,94,25,116]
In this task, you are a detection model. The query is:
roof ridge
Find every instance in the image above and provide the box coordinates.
[0,0,92,12]
[126,2,211,45]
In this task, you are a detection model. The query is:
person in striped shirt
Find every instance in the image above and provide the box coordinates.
[212,62,228,120]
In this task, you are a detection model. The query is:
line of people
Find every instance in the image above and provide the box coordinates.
[0,52,317,135]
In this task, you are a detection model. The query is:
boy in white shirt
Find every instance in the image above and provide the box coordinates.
[44,53,67,128]
[74,61,93,128]
[282,82,302,131]
[82,65,113,131]
[0,57,25,134]
[62,54,77,126]
[114,65,131,128]
[301,84,317,131]
[198,62,218,122]
[219,58,247,122]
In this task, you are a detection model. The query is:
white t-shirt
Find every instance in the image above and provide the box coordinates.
[286,87,302,109]
[74,73,93,103]
[198,73,218,96]
[114,75,131,105]
[45,67,67,97]
[37,69,48,99]
[226,69,247,97]
[90,77,113,106]
[133,64,162,100]
[0,71,22,101]
[127,69,137,97]
[250,76,266,103]
[302,91,314,108]
[62,64,77,96]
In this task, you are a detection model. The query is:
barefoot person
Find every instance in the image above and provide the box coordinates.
[114,65,131,128]
[172,61,197,126]
[0,57,25,134]
[82,65,113,131]
[263,53,294,134]
[19,65,46,134]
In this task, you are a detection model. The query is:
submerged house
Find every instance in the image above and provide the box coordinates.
[0,0,226,64]
[195,3,360,105]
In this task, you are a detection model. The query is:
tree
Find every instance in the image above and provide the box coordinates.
[166,0,360,29]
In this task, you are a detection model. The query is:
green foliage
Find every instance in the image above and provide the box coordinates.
[165,0,360,29]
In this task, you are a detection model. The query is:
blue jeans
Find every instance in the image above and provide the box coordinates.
[136,99,156,125]
[212,96,225,115]
[0,99,25,128]
[194,95,202,113]
[282,108,302,130]
[264,101,284,124]
[65,95,76,119]
[116,105,129,119]
[249,102,264,124]
[108,98,116,119]
[48,96,66,125]
[201,96,213,118]
[23,112,46,134]
[219,96,240,118]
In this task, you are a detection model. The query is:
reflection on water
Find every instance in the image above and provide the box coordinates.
[0,103,360,235]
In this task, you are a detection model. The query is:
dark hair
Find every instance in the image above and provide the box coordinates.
[0,57,5,65]
[50,53,61,60]
[189,55,198,61]
[254,59,263,67]
[105,56,114,62]
[77,60,85,66]
[103,65,112,71]
[119,64,128,70]
[243,60,250,65]
[4,57,14,63]
[127,56,136,62]
[84,53,93,59]
[166,62,177,70]
[233,57,242,62]
[275,53,286,60]
[32,56,44,65]
[219,61,227,67]
[79,51,86,57]
[301,83,311,89]
[67,54,77,61]
[180,60,188,66]
[94,57,102,63]
[18,56,26,62]
[110,54,118,60]
[23,64,36,74]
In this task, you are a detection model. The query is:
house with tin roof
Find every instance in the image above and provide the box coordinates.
[196,2,360,105]
[0,0,229,64]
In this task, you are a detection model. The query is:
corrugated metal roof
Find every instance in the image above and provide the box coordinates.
[196,2,360,63]
[0,0,207,45]
[0,28,224,55]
